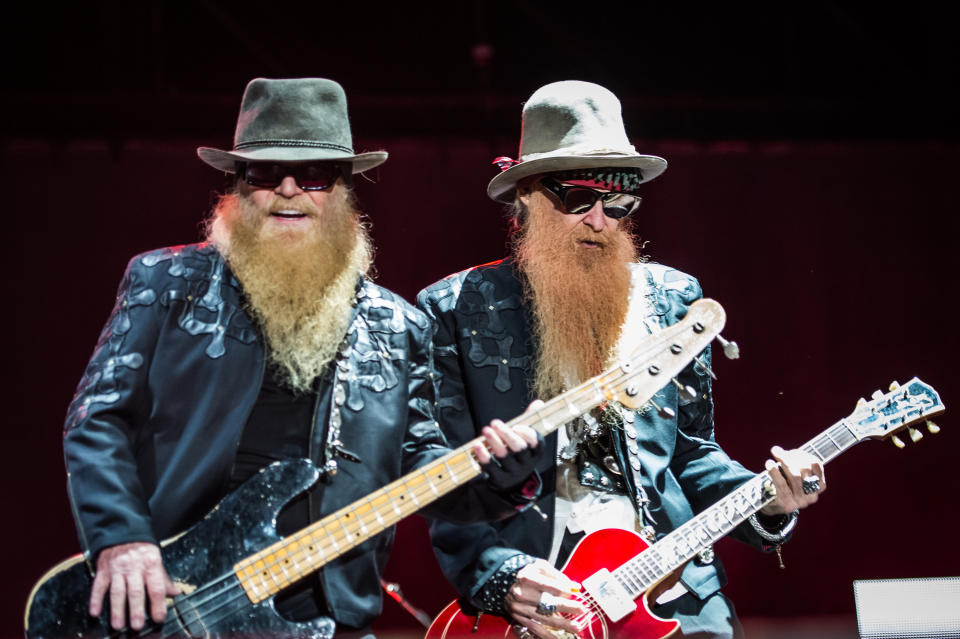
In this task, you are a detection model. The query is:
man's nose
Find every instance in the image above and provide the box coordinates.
[581,201,607,231]
[275,175,303,198]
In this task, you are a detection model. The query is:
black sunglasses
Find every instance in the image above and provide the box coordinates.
[539,177,642,219]
[237,161,351,191]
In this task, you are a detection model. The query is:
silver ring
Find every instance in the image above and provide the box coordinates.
[536,593,557,616]
[802,476,821,494]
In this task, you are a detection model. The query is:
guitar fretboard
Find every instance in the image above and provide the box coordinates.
[609,419,857,598]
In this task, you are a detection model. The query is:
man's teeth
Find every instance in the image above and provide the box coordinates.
[272,210,307,218]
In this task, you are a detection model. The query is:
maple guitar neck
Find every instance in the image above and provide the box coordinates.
[233,298,726,605]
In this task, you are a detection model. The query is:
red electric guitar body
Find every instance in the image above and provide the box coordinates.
[426,528,680,639]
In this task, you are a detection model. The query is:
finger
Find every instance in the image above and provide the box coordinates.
[109,570,127,630]
[510,616,555,639]
[524,399,546,413]
[145,562,170,623]
[812,461,826,493]
[764,458,795,513]
[126,571,147,630]
[511,424,540,449]
[88,569,109,617]
[471,440,491,464]
[517,562,580,599]
[771,446,804,495]
[513,604,584,635]
[490,422,526,454]
[165,572,181,597]
[482,423,508,457]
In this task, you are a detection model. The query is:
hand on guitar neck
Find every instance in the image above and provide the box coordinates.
[759,445,826,516]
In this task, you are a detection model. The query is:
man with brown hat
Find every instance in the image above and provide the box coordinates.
[60,77,543,638]
[419,80,825,638]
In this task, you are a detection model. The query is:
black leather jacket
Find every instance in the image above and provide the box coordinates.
[63,243,527,629]
[418,258,790,618]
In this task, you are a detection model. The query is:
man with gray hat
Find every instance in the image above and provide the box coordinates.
[419,80,825,638]
[61,77,543,636]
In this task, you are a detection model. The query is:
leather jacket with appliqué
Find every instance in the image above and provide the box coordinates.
[63,243,526,629]
[417,258,782,613]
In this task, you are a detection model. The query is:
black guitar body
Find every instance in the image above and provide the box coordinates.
[26,459,337,639]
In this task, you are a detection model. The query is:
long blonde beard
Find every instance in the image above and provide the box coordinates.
[515,195,637,400]
[208,186,373,394]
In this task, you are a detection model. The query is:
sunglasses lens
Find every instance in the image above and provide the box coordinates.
[601,193,642,219]
[297,164,338,190]
[244,163,283,187]
[562,188,600,214]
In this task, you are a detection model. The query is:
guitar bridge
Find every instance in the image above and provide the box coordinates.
[582,569,636,622]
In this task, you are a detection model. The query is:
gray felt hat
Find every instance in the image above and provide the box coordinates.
[197,77,387,174]
[487,80,667,203]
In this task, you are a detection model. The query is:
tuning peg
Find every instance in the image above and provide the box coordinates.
[871,390,884,400]
[647,399,676,420]
[891,435,906,449]
[888,381,900,391]
[927,420,941,434]
[717,335,740,360]
[857,397,868,407]
[694,356,717,381]
[671,378,699,401]
[908,427,923,443]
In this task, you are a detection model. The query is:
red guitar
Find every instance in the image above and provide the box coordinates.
[427,378,944,639]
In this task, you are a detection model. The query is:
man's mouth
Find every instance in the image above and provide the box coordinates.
[270,209,309,220]
[578,239,604,248]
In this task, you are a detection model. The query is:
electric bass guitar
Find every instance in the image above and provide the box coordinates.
[24,300,728,639]
[426,377,944,639]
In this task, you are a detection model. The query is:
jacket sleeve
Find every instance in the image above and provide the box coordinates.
[664,274,793,551]
[399,300,538,527]
[415,284,536,611]
[63,256,161,561]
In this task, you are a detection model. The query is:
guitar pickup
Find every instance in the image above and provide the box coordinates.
[582,568,636,622]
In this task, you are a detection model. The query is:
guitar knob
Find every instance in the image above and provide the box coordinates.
[891,435,906,449]
[927,420,941,434]
[888,381,900,391]
[857,397,868,407]
[871,390,884,400]
[908,427,923,443]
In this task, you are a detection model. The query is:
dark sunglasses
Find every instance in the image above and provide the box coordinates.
[540,177,642,219]
[237,161,351,191]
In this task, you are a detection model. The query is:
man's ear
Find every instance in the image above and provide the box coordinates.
[516,177,536,205]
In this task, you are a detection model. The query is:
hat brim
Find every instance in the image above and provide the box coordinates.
[196,146,388,174]
[487,153,667,203]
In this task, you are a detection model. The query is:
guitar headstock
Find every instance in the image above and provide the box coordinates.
[846,377,945,446]
[611,298,726,410]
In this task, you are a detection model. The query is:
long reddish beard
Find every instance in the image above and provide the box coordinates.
[207,186,372,393]
[514,195,637,400]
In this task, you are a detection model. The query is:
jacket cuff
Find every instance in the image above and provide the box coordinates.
[474,553,537,615]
